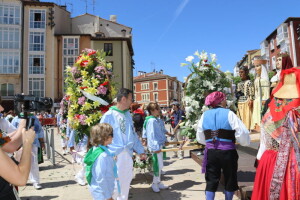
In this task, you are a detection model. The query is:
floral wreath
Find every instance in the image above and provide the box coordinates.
[65,49,116,138]
[180,50,232,139]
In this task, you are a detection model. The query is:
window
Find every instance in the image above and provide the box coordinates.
[63,38,79,56]
[270,39,274,50]
[29,32,44,51]
[133,85,136,91]
[142,93,150,101]
[0,5,21,25]
[277,24,288,44]
[272,56,276,70]
[141,83,149,90]
[134,94,136,102]
[104,43,113,56]
[1,83,14,96]
[0,51,19,73]
[30,10,46,29]
[29,55,44,74]
[29,78,44,97]
[153,82,158,90]
[0,27,20,49]
[280,43,289,54]
[154,92,158,102]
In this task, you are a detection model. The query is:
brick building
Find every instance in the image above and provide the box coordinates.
[133,71,182,107]
[260,17,300,70]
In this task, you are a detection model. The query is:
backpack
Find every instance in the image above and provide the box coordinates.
[132,113,144,131]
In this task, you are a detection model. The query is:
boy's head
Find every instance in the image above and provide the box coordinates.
[146,102,160,117]
[90,123,113,146]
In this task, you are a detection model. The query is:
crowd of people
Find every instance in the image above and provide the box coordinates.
[0,53,299,200]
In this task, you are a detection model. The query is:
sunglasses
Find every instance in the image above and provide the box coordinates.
[109,133,113,137]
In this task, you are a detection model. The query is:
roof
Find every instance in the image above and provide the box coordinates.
[72,13,132,30]
[133,72,180,82]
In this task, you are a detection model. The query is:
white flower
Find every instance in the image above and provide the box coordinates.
[227,100,234,107]
[210,53,217,62]
[201,105,209,112]
[192,120,199,130]
[199,51,208,60]
[194,50,200,57]
[183,77,187,82]
[180,63,188,67]
[216,64,221,69]
[185,56,194,62]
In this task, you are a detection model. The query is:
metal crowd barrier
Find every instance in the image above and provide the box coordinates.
[44,126,55,165]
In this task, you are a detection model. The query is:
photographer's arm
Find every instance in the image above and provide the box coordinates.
[2,119,26,153]
[0,128,35,186]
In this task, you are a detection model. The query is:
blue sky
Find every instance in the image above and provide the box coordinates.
[45,0,300,82]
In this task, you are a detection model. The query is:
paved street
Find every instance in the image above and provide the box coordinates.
[19,127,242,200]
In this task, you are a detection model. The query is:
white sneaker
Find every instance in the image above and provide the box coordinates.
[151,183,160,192]
[33,183,42,190]
[158,182,169,190]
[161,170,166,175]
[178,155,184,160]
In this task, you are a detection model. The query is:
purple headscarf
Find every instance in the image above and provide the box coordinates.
[205,91,226,107]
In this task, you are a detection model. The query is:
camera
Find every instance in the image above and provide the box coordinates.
[14,94,53,129]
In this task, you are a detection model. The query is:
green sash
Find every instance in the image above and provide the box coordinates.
[152,153,159,177]
[84,147,105,185]
[109,106,129,114]
[143,116,156,129]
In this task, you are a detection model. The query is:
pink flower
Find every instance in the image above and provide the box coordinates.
[78,96,86,105]
[79,114,87,125]
[97,85,107,95]
[96,75,103,79]
[95,66,105,73]
[71,67,80,75]
[75,77,82,83]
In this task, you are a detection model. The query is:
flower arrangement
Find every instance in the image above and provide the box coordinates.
[133,153,153,172]
[65,49,117,138]
[59,95,69,138]
[180,51,232,139]
[0,129,11,147]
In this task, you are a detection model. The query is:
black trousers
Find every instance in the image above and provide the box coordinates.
[205,149,239,192]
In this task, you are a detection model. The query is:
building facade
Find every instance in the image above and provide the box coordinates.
[0,0,134,111]
[233,49,261,76]
[260,17,300,70]
[133,71,182,107]
[0,0,22,109]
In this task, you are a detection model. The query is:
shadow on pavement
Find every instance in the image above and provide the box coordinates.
[41,180,77,188]
[237,171,255,183]
[164,168,195,175]
[21,196,59,200]
[129,187,184,200]
[170,180,201,191]
[161,160,176,167]
[39,164,65,171]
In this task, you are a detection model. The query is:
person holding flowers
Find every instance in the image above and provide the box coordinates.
[142,102,169,193]
[100,88,145,200]
[196,91,250,200]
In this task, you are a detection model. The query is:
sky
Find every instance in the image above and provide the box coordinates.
[44,0,300,82]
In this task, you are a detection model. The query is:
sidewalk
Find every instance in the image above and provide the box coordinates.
[19,127,239,200]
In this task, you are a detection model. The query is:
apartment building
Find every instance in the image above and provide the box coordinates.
[133,71,182,107]
[260,17,300,70]
[0,0,134,110]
